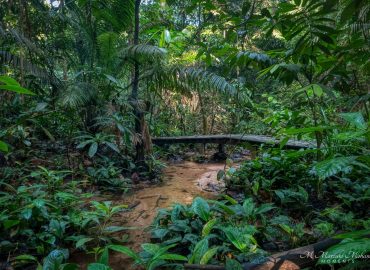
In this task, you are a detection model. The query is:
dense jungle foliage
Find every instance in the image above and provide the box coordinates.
[0,0,369,269]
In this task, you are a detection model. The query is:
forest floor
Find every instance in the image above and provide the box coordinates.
[71,159,234,269]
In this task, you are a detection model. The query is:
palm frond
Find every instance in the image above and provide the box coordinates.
[92,0,134,32]
[232,51,275,68]
[311,156,357,179]
[120,44,167,63]
[97,32,119,67]
[0,24,44,56]
[0,51,62,87]
[152,66,235,95]
[60,82,97,108]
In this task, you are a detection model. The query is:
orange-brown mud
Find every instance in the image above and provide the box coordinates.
[71,161,227,269]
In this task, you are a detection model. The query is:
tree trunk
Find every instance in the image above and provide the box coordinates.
[130,0,146,168]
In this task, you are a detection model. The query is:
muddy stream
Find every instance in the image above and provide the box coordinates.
[72,161,228,269]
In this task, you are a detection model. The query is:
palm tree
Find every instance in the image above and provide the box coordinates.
[1,0,235,171]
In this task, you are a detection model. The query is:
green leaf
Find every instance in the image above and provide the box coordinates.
[191,197,210,221]
[104,142,120,153]
[318,239,370,264]
[279,224,293,235]
[339,112,367,130]
[0,140,8,152]
[75,237,94,249]
[223,226,256,252]
[141,243,160,255]
[202,218,218,238]
[0,84,35,95]
[76,140,92,149]
[256,203,275,215]
[200,247,218,264]
[242,198,255,217]
[0,75,20,86]
[211,201,236,215]
[225,258,243,270]
[340,0,357,23]
[108,245,141,263]
[15,254,38,262]
[285,126,330,135]
[98,248,109,266]
[312,156,357,179]
[157,253,187,261]
[223,195,238,205]
[42,249,69,270]
[334,230,370,239]
[4,219,20,229]
[88,142,98,157]
[189,238,209,264]
[87,263,112,270]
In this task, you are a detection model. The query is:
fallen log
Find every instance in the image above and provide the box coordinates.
[184,237,341,270]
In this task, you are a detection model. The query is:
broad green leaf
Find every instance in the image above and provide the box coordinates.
[0,75,20,86]
[242,198,255,217]
[108,245,141,263]
[42,249,69,270]
[200,247,218,264]
[279,224,293,235]
[15,254,38,262]
[75,237,94,249]
[189,238,209,264]
[141,243,160,255]
[223,226,257,252]
[88,142,98,157]
[211,200,236,215]
[104,142,120,153]
[201,218,217,238]
[0,84,35,95]
[223,195,238,205]
[0,140,8,152]
[4,219,20,229]
[256,203,275,215]
[98,247,109,266]
[191,197,210,221]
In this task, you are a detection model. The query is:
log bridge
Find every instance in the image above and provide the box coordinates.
[152,134,314,153]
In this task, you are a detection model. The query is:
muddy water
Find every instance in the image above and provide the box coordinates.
[110,162,225,265]
[73,161,226,269]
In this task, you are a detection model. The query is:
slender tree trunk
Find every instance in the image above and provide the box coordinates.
[130,0,146,168]
[197,90,208,135]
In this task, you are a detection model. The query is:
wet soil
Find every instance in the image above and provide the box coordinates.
[71,161,226,269]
